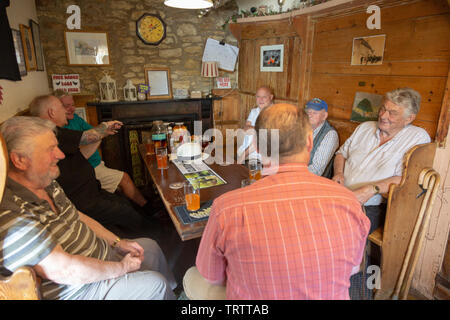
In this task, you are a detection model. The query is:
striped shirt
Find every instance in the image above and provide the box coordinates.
[0,178,109,300]
[196,163,370,300]
[308,122,339,176]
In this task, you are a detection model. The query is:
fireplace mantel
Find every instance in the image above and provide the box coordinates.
[87,97,219,185]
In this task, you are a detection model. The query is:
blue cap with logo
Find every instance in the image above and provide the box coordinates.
[305,98,328,112]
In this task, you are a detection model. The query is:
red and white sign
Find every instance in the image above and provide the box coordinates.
[52,74,80,93]
[216,77,231,89]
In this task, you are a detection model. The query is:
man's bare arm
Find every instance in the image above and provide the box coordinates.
[79,121,123,145]
[79,141,101,159]
[332,153,346,185]
[353,176,401,204]
[33,245,141,286]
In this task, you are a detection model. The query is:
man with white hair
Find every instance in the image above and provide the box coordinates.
[333,87,431,233]
[29,95,154,238]
[0,116,176,299]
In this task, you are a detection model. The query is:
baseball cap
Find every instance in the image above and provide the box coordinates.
[305,98,328,112]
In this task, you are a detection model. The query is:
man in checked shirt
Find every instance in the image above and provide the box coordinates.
[185,103,370,300]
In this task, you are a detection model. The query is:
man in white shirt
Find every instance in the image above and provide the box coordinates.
[305,98,339,177]
[237,86,274,161]
[333,87,431,233]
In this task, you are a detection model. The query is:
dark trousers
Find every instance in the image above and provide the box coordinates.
[76,189,153,238]
[364,203,387,234]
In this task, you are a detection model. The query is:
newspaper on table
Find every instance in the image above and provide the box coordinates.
[172,159,227,189]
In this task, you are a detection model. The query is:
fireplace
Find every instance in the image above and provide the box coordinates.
[87,98,216,186]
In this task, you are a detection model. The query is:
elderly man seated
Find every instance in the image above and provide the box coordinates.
[333,87,431,233]
[29,95,155,238]
[0,117,176,299]
[304,98,339,177]
[185,104,370,300]
[54,90,154,212]
[237,86,274,162]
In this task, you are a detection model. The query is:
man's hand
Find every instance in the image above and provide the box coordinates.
[103,120,123,136]
[353,185,376,205]
[116,239,145,262]
[120,253,142,273]
[332,172,345,185]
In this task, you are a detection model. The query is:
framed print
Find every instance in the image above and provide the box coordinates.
[351,34,386,66]
[64,31,110,66]
[144,68,172,100]
[11,29,27,77]
[350,92,384,122]
[19,24,37,71]
[30,19,45,71]
[260,44,284,72]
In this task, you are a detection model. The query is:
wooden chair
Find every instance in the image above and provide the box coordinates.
[0,133,41,300]
[367,142,441,300]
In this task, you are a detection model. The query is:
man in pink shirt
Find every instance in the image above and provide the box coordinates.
[186,103,370,300]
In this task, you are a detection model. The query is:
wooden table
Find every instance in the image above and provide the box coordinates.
[139,144,248,241]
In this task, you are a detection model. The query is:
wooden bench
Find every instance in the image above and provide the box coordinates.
[366,142,440,299]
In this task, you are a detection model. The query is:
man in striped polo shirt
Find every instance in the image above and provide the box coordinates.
[0,117,176,299]
[188,104,370,300]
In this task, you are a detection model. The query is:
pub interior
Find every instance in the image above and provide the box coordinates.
[0,0,449,302]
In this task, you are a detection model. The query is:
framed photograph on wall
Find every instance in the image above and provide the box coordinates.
[144,68,172,100]
[64,31,110,66]
[260,44,284,72]
[351,34,386,66]
[19,24,37,71]
[11,29,27,77]
[30,19,45,71]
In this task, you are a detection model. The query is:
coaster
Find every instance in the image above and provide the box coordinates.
[173,200,213,225]
[169,182,184,189]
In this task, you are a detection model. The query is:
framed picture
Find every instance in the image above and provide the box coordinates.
[351,34,386,66]
[30,19,45,71]
[64,31,110,66]
[144,68,172,100]
[350,92,384,122]
[11,29,27,77]
[19,24,37,71]
[74,107,88,122]
[260,44,284,72]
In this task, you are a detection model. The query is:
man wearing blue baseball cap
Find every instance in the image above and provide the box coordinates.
[305,98,339,177]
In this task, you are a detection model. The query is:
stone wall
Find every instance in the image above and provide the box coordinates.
[36,0,238,99]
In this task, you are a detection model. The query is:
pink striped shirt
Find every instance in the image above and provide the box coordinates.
[196,163,370,300]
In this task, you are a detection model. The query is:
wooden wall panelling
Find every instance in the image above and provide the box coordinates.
[236,20,302,102]
[435,68,450,148]
[307,0,450,141]
[212,89,241,150]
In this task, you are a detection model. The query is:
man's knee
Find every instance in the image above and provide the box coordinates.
[183,266,226,300]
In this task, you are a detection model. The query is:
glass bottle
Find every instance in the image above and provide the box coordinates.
[151,120,168,153]
[172,122,188,151]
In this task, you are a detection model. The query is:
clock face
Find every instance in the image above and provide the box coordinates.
[136,14,166,45]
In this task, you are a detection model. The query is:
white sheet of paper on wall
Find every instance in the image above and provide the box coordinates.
[202,38,239,72]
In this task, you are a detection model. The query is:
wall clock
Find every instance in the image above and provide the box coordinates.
[136,13,167,45]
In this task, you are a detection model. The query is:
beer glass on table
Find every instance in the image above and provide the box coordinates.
[184,182,200,211]
[156,147,169,169]
[248,159,262,183]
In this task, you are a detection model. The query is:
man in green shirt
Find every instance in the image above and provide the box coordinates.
[55,90,153,212]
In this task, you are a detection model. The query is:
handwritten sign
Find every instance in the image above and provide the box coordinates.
[52,74,80,93]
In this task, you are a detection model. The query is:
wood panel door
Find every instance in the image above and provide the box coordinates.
[212,89,241,151]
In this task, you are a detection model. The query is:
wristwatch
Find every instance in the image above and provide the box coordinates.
[372,185,380,194]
